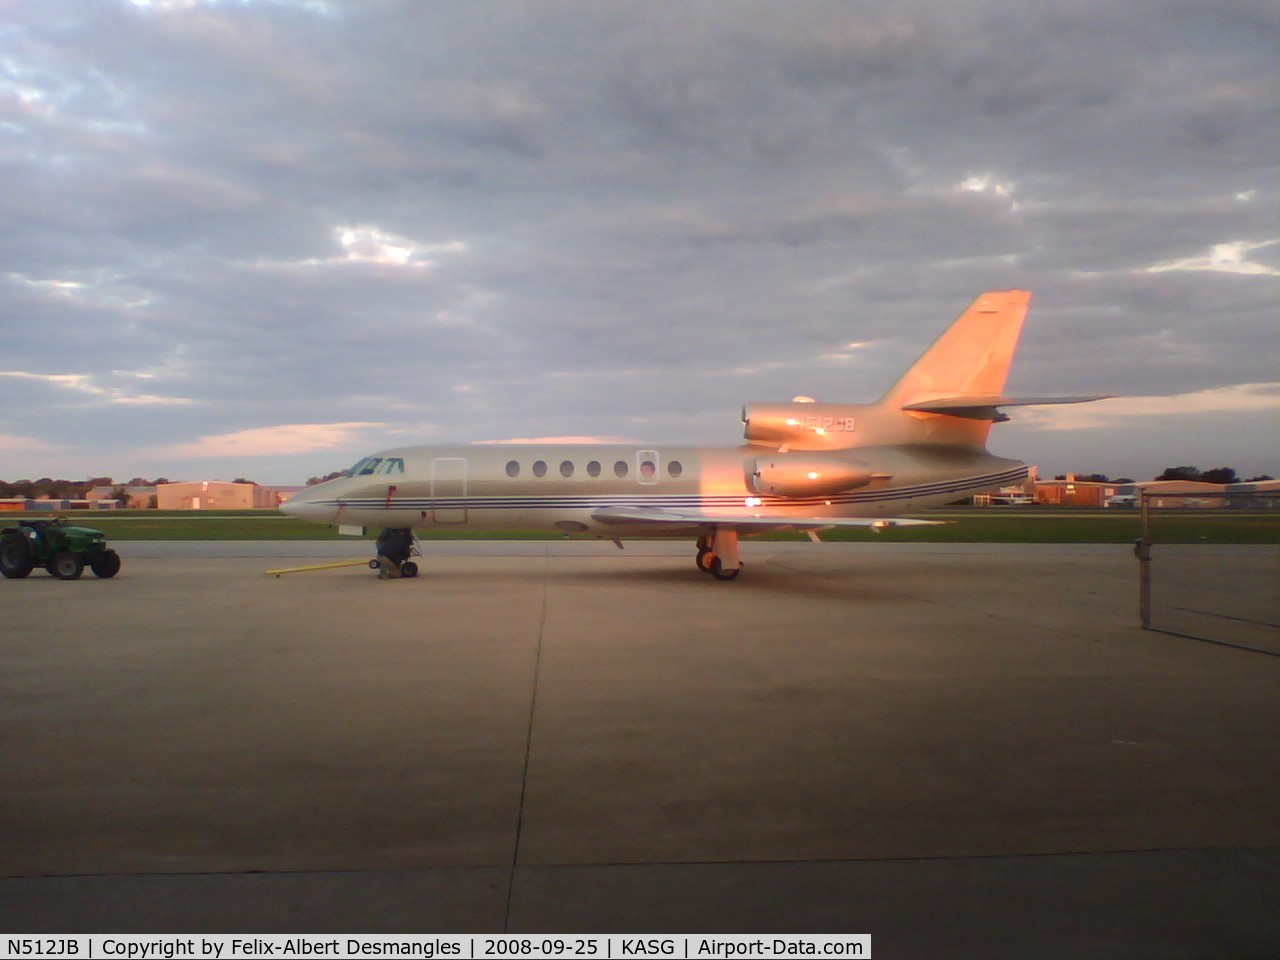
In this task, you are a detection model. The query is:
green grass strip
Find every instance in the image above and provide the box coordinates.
[6,508,1277,544]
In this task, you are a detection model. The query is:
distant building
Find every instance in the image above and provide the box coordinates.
[152,481,304,510]
[86,485,157,509]
[1033,475,1123,508]
[970,471,1038,506]
[258,486,305,508]
[1225,479,1280,508]
[968,473,1264,508]
[0,498,113,512]
[156,481,255,510]
[1130,480,1226,508]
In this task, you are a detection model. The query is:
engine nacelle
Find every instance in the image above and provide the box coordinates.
[747,454,873,498]
[742,403,859,447]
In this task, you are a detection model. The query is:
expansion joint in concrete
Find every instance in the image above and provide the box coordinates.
[503,549,551,931]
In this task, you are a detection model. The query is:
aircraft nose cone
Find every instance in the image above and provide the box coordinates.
[280,491,328,521]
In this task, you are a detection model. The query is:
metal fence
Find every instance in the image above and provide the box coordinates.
[1136,491,1280,655]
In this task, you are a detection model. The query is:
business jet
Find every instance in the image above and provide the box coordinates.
[281,290,1106,579]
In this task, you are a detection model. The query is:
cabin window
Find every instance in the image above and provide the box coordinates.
[668,460,683,478]
[505,460,520,478]
[532,460,547,478]
[587,460,601,478]
[614,460,629,478]
[637,450,659,485]
[560,460,574,478]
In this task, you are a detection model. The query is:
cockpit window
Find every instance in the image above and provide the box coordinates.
[381,458,405,475]
[349,457,383,476]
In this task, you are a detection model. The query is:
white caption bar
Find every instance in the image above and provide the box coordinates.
[0,936,871,960]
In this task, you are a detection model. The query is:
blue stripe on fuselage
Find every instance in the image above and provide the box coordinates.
[311,467,1029,515]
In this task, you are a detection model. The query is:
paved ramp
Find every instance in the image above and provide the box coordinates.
[2,543,1278,958]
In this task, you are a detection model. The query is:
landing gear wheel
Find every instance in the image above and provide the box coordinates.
[0,532,34,579]
[696,548,714,573]
[709,556,740,581]
[401,561,419,578]
[49,550,84,580]
[90,550,121,578]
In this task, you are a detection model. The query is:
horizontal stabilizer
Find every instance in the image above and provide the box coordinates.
[902,394,1111,421]
[592,505,943,535]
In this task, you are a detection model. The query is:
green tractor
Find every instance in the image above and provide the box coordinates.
[0,517,122,580]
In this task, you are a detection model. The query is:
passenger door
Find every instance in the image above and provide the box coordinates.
[431,458,468,523]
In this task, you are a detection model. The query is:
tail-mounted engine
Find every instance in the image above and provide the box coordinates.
[741,403,858,448]
[747,454,873,498]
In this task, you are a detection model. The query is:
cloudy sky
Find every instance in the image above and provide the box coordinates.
[2,0,1276,486]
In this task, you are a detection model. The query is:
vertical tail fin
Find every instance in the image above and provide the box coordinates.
[877,290,1032,448]
[879,290,1031,408]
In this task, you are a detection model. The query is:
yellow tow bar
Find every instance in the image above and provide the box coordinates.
[265,558,371,578]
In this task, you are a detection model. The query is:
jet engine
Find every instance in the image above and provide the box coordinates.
[741,403,858,447]
[747,454,873,498]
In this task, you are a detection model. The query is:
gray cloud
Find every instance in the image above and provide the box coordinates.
[1,0,1276,483]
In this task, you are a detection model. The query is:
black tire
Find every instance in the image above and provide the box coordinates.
[49,550,85,580]
[90,550,121,579]
[696,548,714,573]
[710,556,740,581]
[0,531,34,579]
[401,561,419,578]
[368,559,381,569]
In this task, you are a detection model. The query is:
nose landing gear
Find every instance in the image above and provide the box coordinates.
[374,527,421,579]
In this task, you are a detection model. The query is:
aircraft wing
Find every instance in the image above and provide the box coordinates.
[590,505,944,535]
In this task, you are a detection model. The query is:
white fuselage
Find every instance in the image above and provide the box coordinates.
[281,441,1028,536]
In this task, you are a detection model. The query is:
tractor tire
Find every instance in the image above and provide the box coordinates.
[91,550,121,579]
[401,561,419,578]
[49,550,85,580]
[0,531,34,579]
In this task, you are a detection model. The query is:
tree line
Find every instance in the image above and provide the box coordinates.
[1152,467,1272,484]
[1046,467,1272,485]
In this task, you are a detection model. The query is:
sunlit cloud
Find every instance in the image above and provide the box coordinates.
[820,341,873,363]
[337,226,463,266]
[6,272,154,310]
[0,81,53,120]
[1019,382,1279,431]
[1145,240,1279,276]
[0,432,59,453]
[252,225,467,272]
[955,173,1019,211]
[475,436,634,445]
[957,173,1015,199]
[336,226,467,268]
[0,370,191,405]
[127,0,334,13]
[143,422,387,458]
[730,360,794,376]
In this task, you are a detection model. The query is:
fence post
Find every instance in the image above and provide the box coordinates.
[1134,493,1152,628]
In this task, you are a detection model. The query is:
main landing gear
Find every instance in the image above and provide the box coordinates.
[695,529,742,581]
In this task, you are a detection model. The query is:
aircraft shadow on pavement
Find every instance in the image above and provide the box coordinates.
[525,555,929,602]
